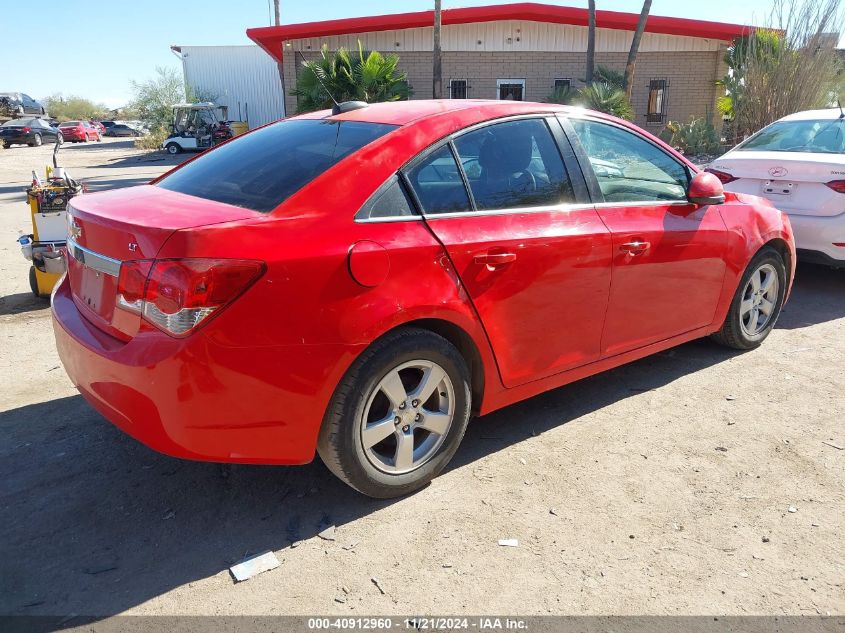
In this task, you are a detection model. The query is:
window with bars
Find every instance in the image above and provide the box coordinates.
[449,79,468,99]
[554,78,572,91]
[646,79,668,123]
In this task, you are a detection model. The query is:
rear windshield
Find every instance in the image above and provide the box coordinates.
[737,119,845,154]
[157,119,397,213]
[60,121,79,127]
[1,119,34,127]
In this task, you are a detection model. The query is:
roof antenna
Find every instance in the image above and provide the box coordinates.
[309,67,367,115]
[839,100,844,119]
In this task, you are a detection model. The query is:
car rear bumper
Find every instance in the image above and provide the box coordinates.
[788,211,845,264]
[0,133,33,144]
[51,274,348,465]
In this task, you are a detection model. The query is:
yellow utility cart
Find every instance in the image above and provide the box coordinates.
[18,140,81,297]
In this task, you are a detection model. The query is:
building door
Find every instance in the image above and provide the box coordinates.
[497,79,525,101]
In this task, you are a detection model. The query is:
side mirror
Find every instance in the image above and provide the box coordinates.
[688,171,725,206]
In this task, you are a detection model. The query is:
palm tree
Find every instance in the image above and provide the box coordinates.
[623,0,652,99]
[577,83,634,120]
[586,0,596,84]
[433,0,443,98]
[291,42,411,113]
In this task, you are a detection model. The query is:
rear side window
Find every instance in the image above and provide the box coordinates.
[157,119,397,213]
[405,144,472,214]
[357,176,417,219]
[453,118,575,210]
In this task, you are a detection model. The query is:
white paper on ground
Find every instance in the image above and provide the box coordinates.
[230,551,280,582]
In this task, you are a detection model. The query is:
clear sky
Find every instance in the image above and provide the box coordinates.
[0,0,786,108]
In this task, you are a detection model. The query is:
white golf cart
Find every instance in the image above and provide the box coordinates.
[161,103,233,155]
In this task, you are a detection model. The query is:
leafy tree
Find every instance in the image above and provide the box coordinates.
[719,0,844,140]
[292,42,411,113]
[576,83,634,120]
[128,66,185,133]
[43,94,109,121]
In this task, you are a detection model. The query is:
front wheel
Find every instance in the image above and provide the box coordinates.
[165,142,181,155]
[712,246,787,350]
[318,328,472,498]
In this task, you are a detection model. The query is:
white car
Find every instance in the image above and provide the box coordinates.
[708,108,845,268]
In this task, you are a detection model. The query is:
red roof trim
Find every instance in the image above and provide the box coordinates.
[247,2,751,61]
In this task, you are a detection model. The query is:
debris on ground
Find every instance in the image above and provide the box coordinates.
[318,524,337,540]
[715,446,728,452]
[342,541,360,551]
[229,551,280,582]
[334,596,346,604]
[498,539,519,547]
[549,508,558,516]
[762,536,770,543]
[788,506,797,513]
[371,577,386,594]
[821,441,843,450]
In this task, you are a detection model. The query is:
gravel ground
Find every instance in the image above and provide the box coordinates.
[0,138,843,622]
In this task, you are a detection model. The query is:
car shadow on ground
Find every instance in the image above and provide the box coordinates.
[0,292,49,317]
[776,263,845,329]
[0,257,841,624]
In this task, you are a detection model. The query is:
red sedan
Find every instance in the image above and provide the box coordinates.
[52,100,795,497]
[58,120,101,143]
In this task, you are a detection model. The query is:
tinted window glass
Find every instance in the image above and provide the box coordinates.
[737,119,844,155]
[571,119,689,202]
[453,118,574,210]
[405,144,472,215]
[358,176,417,219]
[157,119,397,213]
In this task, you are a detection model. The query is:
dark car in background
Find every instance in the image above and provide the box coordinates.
[0,118,62,147]
[106,123,141,137]
[0,93,46,118]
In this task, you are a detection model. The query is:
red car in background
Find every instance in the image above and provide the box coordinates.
[52,100,795,498]
[58,120,101,142]
[89,121,107,136]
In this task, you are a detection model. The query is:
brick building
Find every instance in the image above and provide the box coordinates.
[248,3,752,132]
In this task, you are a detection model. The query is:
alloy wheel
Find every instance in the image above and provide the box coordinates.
[360,360,455,475]
[739,263,779,337]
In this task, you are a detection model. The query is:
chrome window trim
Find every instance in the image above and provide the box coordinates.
[354,215,424,224]
[66,237,121,277]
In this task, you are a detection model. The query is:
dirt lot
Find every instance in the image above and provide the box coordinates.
[0,138,843,622]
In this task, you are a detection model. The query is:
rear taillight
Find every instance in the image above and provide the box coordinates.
[824,180,845,194]
[116,258,264,337]
[22,127,31,133]
[706,168,738,185]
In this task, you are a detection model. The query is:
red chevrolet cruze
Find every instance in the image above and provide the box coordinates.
[53,100,795,497]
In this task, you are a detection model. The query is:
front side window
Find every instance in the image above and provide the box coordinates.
[405,145,472,215]
[157,119,396,213]
[571,119,689,203]
[453,118,575,210]
[736,119,844,155]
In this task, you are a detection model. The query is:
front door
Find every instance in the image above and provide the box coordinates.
[404,117,613,388]
[568,117,729,357]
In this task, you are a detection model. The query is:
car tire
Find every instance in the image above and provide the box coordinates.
[30,133,42,147]
[317,327,472,498]
[165,143,181,155]
[712,246,787,350]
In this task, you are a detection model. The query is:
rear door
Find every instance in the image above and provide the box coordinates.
[404,116,613,388]
[566,116,728,357]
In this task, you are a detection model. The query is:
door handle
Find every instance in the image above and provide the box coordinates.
[620,241,651,255]
[474,252,517,266]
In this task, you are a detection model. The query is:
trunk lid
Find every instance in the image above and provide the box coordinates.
[66,184,262,339]
[713,151,845,217]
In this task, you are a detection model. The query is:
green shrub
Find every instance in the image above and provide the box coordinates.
[134,126,168,151]
[666,118,721,155]
[575,83,634,120]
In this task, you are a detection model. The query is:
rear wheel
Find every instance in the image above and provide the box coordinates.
[29,266,39,297]
[318,328,472,498]
[712,246,787,350]
[30,133,42,147]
